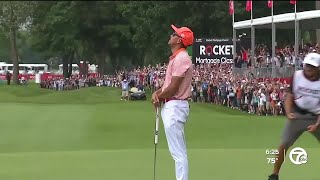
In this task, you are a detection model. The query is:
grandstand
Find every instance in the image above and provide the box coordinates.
[232,9,320,79]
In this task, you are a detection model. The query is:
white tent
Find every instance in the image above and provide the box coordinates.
[232,10,320,77]
[234,10,320,29]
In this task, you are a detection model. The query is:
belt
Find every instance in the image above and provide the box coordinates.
[294,106,317,116]
[163,97,187,103]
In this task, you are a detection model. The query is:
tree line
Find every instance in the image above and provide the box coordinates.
[0,1,316,84]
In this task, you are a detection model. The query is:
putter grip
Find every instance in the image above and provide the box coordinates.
[154,108,160,144]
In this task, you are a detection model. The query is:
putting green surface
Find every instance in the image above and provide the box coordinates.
[0,84,318,180]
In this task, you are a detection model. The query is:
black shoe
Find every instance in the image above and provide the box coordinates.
[268,174,279,180]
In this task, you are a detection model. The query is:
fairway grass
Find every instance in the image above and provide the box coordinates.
[0,149,319,180]
[0,85,319,180]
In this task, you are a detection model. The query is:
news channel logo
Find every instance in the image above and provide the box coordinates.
[289,147,308,165]
[265,147,308,165]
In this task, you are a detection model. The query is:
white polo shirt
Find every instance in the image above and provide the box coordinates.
[292,70,320,114]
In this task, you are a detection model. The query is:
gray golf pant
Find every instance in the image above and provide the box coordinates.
[281,112,320,149]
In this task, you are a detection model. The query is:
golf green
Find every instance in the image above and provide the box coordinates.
[0,85,318,180]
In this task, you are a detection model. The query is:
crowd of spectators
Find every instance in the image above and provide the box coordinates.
[116,42,319,116]
[38,42,319,117]
[40,75,120,90]
[117,62,289,116]
[234,42,319,69]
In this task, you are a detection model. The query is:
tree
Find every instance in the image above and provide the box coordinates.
[0,1,36,84]
[30,1,79,78]
[30,1,136,76]
[76,1,134,74]
[120,1,237,65]
[0,30,10,62]
[26,1,316,74]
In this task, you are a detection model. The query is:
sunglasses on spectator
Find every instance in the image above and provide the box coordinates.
[171,32,182,38]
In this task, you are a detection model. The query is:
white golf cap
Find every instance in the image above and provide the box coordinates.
[303,53,320,67]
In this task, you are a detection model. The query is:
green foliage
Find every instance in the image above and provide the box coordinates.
[0,1,317,72]
[0,30,9,61]
[303,31,312,44]
[0,1,37,84]
[0,1,36,32]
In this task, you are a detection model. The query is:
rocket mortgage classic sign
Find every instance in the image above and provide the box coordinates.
[192,38,238,65]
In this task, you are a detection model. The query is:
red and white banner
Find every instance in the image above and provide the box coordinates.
[40,73,99,81]
[0,73,100,81]
[0,74,36,80]
[257,77,292,84]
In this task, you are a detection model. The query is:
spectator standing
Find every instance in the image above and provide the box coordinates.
[6,71,11,85]
[121,79,130,101]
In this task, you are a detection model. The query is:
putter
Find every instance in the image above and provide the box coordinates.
[153,107,160,180]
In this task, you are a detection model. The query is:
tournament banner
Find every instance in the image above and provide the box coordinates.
[192,38,239,64]
[0,73,99,81]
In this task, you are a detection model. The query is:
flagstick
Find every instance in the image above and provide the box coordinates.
[271,2,275,78]
[250,1,255,68]
[294,3,298,71]
[232,8,235,58]
[271,3,273,23]
[250,1,253,28]
[232,7,234,27]
[232,0,236,61]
